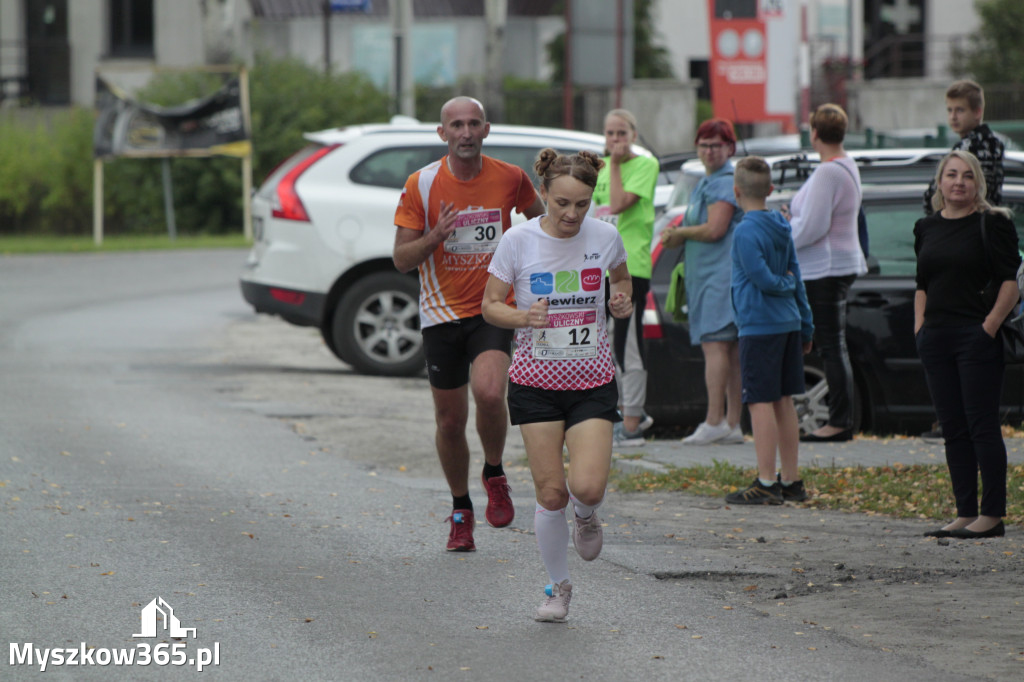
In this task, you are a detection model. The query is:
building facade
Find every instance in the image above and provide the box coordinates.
[0,1,993,144]
[0,0,253,106]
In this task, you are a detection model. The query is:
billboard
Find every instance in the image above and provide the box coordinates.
[93,75,250,159]
[707,0,797,131]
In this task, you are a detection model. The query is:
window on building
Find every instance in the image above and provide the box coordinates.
[110,0,154,58]
[863,0,925,79]
[690,60,710,101]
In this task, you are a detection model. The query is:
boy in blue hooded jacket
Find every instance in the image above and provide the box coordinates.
[725,157,814,505]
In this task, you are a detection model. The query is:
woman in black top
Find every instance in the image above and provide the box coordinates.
[915,150,1021,539]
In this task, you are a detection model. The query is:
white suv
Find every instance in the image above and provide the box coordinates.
[240,117,635,376]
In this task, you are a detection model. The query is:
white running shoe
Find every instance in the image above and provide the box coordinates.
[535,580,573,623]
[682,420,732,445]
[572,512,604,561]
[718,424,745,444]
[613,422,645,447]
[638,412,655,432]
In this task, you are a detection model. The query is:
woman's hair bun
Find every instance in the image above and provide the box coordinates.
[533,147,559,177]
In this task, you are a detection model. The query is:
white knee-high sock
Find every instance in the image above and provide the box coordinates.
[534,503,570,585]
[569,491,602,520]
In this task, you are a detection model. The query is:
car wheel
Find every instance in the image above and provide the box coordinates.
[792,364,863,435]
[320,325,348,364]
[332,272,423,376]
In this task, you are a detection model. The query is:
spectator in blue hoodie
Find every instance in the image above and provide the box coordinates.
[725,157,814,506]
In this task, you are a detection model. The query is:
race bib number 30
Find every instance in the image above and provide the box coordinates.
[444,209,502,254]
[532,308,598,359]
[592,205,618,226]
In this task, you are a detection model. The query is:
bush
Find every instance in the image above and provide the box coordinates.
[0,108,94,235]
[249,55,391,181]
[696,99,714,127]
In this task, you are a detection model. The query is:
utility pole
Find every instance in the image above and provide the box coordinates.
[484,0,508,122]
[322,1,332,74]
[391,0,415,116]
[563,0,574,130]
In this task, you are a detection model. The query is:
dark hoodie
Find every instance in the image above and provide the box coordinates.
[730,209,814,339]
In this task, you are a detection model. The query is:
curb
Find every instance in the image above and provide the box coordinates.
[611,454,670,476]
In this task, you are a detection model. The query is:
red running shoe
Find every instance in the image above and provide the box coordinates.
[446,509,476,552]
[481,474,514,528]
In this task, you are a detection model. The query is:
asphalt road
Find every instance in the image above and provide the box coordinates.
[0,250,992,681]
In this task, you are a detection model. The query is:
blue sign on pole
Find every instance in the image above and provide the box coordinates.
[330,0,371,11]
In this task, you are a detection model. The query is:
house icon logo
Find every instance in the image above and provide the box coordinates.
[133,597,197,638]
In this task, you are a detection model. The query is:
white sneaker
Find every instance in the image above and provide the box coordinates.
[682,420,732,445]
[718,424,745,444]
[638,412,655,432]
[572,512,603,561]
[613,422,645,447]
[535,580,573,623]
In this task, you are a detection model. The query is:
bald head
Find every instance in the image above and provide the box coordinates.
[440,96,486,125]
[437,97,490,167]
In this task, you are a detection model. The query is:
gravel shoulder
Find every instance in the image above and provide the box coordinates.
[213,314,1024,681]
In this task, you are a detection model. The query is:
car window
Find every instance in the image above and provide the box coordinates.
[349,144,599,190]
[486,145,602,188]
[1004,199,1024,254]
[666,169,702,210]
[863,196,1024,277]
[863,204,924,277]
[350,145,447,189]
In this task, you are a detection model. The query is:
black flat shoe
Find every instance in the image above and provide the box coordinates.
[799,428,854,443]
[923,528,953,538]
[949,521,1005,539]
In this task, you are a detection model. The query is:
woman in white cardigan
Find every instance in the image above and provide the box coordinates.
[780,104,868,442]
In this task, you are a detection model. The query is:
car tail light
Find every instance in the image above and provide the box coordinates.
[642,290,663,339]
[651,240,664,265]
[272,144,339,222]
[270,288,307,305]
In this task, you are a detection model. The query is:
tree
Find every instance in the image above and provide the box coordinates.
[633,0,674,79]
[546,0,674,84]
[952,0,1024,84]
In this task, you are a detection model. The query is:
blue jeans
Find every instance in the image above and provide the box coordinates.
[916,324,1007,518]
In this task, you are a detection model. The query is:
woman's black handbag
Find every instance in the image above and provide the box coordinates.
[1001,316,1024,364]
[980,213,1024,364]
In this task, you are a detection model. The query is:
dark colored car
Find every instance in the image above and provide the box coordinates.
[643,182,1024,436]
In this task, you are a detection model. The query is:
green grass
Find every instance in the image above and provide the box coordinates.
[611,461,1024,525]
[0,234,250,254]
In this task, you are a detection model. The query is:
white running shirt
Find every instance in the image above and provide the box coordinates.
[488,216,628,390]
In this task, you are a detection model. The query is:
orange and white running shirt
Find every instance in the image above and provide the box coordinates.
[394,155,538,328]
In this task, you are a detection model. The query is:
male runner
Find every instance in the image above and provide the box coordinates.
[393,96,545,551]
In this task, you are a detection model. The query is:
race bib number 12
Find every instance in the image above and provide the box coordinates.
[532,308,598,359]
